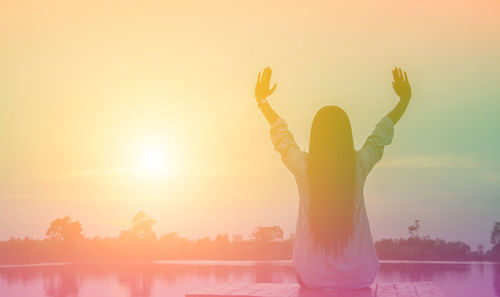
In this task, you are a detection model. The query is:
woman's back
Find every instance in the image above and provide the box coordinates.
[254,66,411,290]
[270,116,394,290]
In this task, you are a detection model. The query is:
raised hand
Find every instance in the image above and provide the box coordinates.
[387,67,412,124]
[255,66,277,103]
[392,67,411,101]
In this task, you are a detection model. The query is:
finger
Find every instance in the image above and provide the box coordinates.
[399,68,404,81]
[397,68,403,82]
[270,83,277,94]
[263,67,268,82]
[392,68,399,82]
[392,82,396,89]
[404,71,408,83]
[257,72,261,84]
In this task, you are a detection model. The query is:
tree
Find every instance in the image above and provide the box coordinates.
[232,234,244,243]
[130,211,157,240]
[408,220,421,238]
[490,222,500,261]
[214,234,230,245]
[250,226,284,243]
[491,222,500,246]
[477,244,484,255]
[46,216,84,246]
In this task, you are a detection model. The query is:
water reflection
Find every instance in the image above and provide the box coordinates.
[378,262,472,282]
[43,267,80,297]
[117,265,154,297]
[494,264,500,297]
[0,261,498,297]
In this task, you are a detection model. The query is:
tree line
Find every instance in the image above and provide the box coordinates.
[0,214,499,264]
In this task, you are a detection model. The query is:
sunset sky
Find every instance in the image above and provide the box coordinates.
[0,0,499,249]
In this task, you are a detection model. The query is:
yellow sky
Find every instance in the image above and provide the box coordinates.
[1,0,499,247]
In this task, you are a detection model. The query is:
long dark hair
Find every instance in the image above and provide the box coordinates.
[307,106,356,255]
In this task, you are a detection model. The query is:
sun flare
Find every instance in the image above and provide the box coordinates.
[138,146,172,177]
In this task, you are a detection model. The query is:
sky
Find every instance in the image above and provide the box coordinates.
[0,0,499,249]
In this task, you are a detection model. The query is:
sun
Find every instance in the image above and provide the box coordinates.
[138,146,171,177]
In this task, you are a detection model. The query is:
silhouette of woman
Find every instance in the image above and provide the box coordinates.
[254,66,412,290]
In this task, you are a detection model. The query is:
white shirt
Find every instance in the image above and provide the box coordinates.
[270,116,395,290]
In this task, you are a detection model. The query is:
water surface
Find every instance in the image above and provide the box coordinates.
[0,261,498,297]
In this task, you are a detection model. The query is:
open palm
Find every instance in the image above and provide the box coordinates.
[255,66,277,102]
[392,67,411,101]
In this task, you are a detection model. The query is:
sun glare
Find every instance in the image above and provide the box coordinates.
[138,146,171,177]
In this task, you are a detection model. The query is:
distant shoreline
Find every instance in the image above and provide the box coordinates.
[3,217,498,265]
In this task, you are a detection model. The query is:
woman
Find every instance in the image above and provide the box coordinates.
[254,67,412,290]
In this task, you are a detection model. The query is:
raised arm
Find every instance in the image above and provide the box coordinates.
[254,67,307,178]
[357,67,410,176]
[255,66,279,124]
[387,67,412,125]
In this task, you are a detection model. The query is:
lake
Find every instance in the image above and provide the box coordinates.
[0,260,498,297]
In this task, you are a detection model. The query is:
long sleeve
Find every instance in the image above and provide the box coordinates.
[270,118,307,178]
[357,116,394,177]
